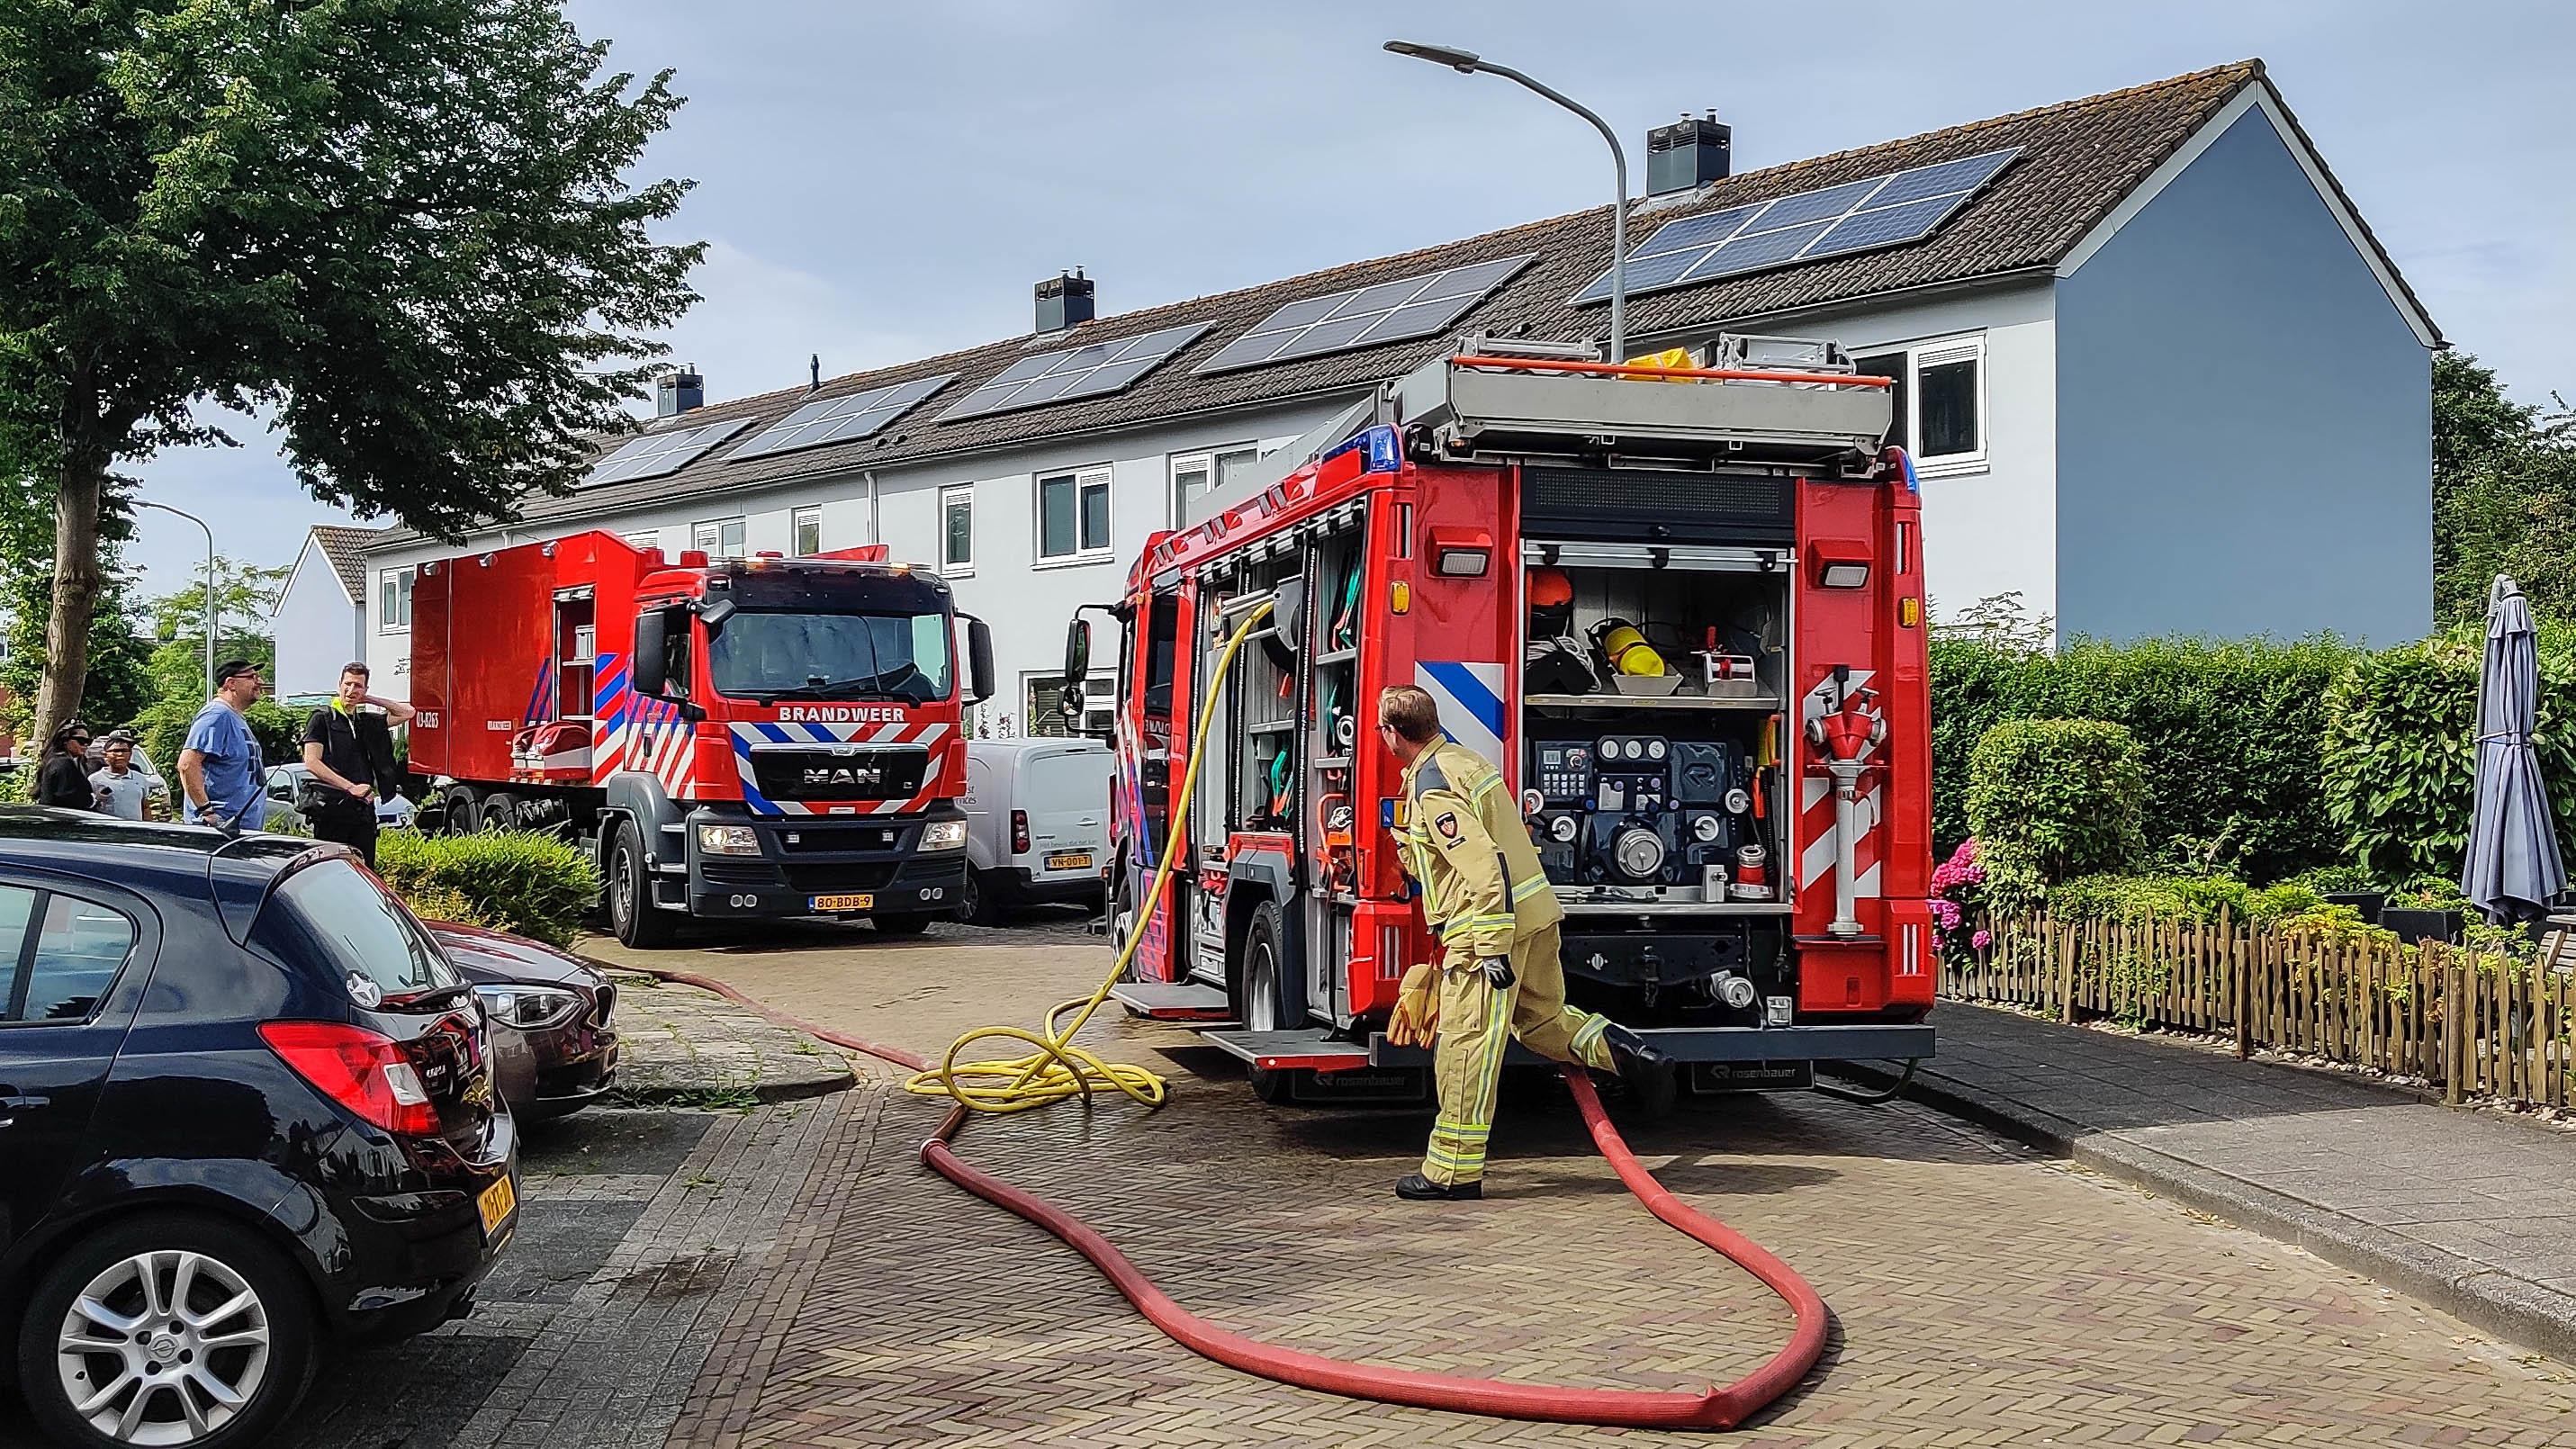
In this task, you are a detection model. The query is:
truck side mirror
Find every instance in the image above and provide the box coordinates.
[631,611,668,697]
[967,616,996,705]
[1062,615,1091,686]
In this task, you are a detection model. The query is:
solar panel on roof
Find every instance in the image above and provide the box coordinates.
[1196,254,1537,374]
[935,323,1210,422]
[725,374,956,462]
[1570,148,2021,305]
[587,416,752,484]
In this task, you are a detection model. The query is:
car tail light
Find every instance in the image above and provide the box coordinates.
[1011,809,1031,855]
[260,1021,443,1137]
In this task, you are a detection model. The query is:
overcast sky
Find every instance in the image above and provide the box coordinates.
[119,0,2576,599]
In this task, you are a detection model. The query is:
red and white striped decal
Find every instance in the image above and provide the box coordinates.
[1796,668,1884,908]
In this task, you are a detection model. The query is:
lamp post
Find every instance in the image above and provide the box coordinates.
[1384,40,1629,360]
[136,500,216,697]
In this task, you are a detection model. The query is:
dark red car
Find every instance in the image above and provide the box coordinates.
[424,922,620,1120]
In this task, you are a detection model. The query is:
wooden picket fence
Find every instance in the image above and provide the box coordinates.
[1945,914,2576,1110]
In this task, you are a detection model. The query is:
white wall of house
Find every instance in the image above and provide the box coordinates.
[270,536,362,703]
[361,400,1347,725]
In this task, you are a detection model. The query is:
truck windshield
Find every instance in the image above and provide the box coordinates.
[708,610,954,703]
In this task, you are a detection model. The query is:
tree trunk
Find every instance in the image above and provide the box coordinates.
[31,458,106,752]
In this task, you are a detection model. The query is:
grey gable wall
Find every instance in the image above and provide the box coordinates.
[2054,108,2432,644]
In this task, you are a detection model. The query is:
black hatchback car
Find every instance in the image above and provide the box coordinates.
[0,810,518,1448]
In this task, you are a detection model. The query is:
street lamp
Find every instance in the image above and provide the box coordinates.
[1384,40,1630,360]
[136,500,216,697]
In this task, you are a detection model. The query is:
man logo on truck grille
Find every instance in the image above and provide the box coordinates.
[804,764,885,788]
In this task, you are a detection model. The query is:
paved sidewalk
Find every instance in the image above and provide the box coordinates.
[602,968,860,1103]
[1862,1003,2576,1361]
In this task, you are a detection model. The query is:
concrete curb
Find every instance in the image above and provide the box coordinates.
[1840,1060,2576,1364]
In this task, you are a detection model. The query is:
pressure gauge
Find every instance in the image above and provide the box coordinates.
[1691,814,1723,843]
[1647,738,1668,761]
[1520,788,1545,818]
[1724,787,1752,815]
[1548,814,1580,843]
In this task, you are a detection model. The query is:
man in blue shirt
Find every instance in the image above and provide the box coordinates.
[177,659,267,832]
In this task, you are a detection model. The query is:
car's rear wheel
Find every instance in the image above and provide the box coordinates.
[17,1213,317,1449]
[608,820,677,949]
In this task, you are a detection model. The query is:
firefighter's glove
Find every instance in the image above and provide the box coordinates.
[1477,956,1516,991]
[1388,962,1440,1048]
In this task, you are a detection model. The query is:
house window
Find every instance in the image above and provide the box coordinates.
[1169,444,1259,526]
[941,485,974,573]
[1025,671,1115,738]
[1036,466,1112,562]
[792,506,823,556]
[622,529,659,552]
[691,517,747,558]
[377,567,414,633]
[1852,335,1986,474]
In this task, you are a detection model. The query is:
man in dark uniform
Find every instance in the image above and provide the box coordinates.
[301,662,413,865]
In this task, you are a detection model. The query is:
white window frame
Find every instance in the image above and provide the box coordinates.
[377,567,414,634]
[790,506,823,557]
[940,484,975,576]
[1167,443,1259,527]
[1034,464,1113,567]
[691,516,747,559]
[621,529,660,552]
[1855,332,1987,478]
[1022,670,1116,738]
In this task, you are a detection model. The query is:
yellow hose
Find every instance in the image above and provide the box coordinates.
[905,601,1276,1115]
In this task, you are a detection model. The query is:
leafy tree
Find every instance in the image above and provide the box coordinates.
[0,473,152,742]
[2431,351,2576,624]
[138,556,292,703]
[0,0,703,752]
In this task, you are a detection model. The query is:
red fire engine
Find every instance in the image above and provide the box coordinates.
[407,530,995,947]
[1066,335,1933,1099]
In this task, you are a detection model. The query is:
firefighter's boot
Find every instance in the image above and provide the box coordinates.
[1393,1172,1483,1202]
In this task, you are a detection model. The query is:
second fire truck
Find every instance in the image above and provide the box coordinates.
[1067,335,1935,1100]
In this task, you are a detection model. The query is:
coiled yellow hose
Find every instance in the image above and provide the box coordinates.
[904,602,1275,1115]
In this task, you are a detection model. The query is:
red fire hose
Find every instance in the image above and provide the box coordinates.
[629,966,1832,1430]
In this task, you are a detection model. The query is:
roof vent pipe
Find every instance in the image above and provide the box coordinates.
[1035,268,1095,334]
[1646,112,1732,196]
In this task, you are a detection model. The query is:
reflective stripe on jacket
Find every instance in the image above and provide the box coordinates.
[1398,740,1563,958]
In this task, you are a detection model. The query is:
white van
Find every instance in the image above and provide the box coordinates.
[960,738,1112,924]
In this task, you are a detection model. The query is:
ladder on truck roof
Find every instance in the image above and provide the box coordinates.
[1388,333,1896,470]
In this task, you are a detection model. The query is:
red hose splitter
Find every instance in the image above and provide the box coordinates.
[626,966,1830,1429]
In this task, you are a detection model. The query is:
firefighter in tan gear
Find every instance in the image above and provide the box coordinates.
[1377,685,1664,1201]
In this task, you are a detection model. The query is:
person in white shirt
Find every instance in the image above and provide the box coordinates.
[89,736,171,821]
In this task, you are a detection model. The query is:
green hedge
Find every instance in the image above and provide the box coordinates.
[1967,719,2148,907]
[1933,635,2358,880]
[374,829,600,947]
[2322,621,2576,883]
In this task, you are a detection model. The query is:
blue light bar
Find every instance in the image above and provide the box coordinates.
[1321,424,1402,475]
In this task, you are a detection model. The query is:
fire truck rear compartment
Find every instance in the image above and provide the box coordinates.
[1522,549,1796,1022]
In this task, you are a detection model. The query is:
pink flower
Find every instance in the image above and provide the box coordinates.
[1972,929,1992,950]
[1931,899,1961,930]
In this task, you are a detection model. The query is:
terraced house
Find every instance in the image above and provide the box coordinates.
[309,60,2437,734]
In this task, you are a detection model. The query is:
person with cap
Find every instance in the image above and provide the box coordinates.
[1376,683,1666,1201]
[34,722,98,809]
[301,661,412,865]
[177,660,268,832]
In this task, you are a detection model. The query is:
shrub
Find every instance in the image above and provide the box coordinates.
[1967,719,2147,908]
[2321,621,2576,885]
[373,829,599,946]
[400,883,498,931]
[131,695,303,780]
[1932,634,2358,880]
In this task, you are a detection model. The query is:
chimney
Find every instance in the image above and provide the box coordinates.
[1035,269,1095,334]
[656,365,705,418]
[1646,112,1732,196]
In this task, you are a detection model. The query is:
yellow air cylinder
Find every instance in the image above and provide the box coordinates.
[1601,624,1666,677]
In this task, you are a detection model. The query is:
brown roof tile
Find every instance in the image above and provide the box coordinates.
[383,60,2418,545]
[310,525,392,601]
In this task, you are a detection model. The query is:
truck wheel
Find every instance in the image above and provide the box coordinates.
[873,914,934,937]
[442,786,482,835]
[1239,899,1305,1104]
[477,791,518,832]
[958,869,1004,927]
[608,820,677,949]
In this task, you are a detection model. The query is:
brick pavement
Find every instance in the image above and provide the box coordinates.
[603,968,858,1102]
[1851,1002,2576,1363]
[664,1002,2576,1446]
